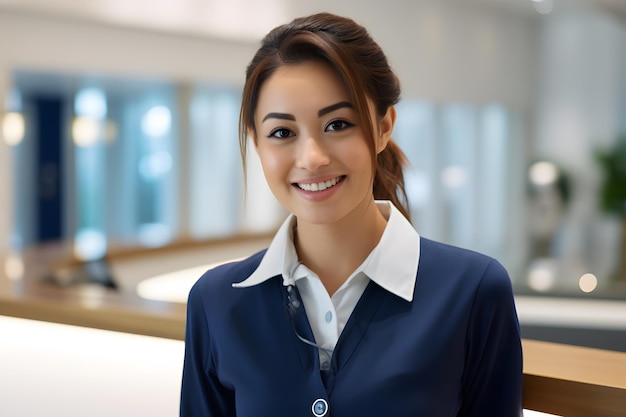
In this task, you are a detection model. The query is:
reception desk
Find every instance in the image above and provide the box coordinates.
[523,339,626,416]
[1,240,626,417]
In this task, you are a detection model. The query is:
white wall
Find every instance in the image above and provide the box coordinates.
[0,6,538,106]
[341,2,539,107]
[0,10,257,85]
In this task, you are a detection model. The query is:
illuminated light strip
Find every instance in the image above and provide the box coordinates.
[136,259,243,303]
[516,295,626,330]
[136,265,206,303]
[0,315,184,416]
[524,411,561,417]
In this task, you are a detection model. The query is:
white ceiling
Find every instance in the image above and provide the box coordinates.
[0,0,623,42]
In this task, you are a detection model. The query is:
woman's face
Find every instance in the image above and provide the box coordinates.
[252,60,392,226]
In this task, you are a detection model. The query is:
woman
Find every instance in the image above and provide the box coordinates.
[181,12,522,417]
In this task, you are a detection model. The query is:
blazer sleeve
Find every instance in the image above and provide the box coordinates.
[180,279,236,417]
[458,259,523,417]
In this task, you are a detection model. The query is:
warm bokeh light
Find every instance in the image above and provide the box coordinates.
[527,263,556,292]
[528,161,558,186]
[2,112,25,146]
[4,252,24,281]
[72,116,100,147]
[579,273,598,293]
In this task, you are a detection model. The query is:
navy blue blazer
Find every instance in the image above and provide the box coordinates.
[180,237,523,417]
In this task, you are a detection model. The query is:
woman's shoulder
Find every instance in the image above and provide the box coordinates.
[420,237,496,265]
[416,238,516,326]
[418,237,510,289]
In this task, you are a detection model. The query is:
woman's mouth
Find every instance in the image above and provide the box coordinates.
[295,176,345,192]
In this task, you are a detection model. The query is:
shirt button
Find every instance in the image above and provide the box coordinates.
[320,360,330,370]
[324,311,332,323]
[311,398,328,417]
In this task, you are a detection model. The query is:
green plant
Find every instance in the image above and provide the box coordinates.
[595,137,626,216]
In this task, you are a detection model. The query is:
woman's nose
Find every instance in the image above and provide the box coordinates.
[296,136,330,171]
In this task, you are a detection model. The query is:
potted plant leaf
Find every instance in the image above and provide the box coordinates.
[595,137,626,282]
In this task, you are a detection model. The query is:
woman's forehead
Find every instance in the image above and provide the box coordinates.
[255,62,352,115]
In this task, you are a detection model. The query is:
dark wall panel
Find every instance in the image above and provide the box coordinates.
[34,96,64,242]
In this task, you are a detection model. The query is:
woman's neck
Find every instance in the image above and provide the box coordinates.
[294,199,388,295]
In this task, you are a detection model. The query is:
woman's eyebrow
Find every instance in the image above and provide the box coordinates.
[261,101,353,122]
[262,112,295,122]
[318,101,353,117]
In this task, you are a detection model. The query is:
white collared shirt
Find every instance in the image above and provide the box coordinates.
[233,201,420,369]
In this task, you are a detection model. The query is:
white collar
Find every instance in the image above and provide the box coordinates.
[232,201,421,302]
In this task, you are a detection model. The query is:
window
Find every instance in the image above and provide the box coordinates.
[395,99,520,269]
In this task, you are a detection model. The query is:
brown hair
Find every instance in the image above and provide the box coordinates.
[239,12,411,220]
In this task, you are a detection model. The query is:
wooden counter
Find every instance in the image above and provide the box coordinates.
[0,235,270,340]
[523,339,626,417]
[0,280,187,339]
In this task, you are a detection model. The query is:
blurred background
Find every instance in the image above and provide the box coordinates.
[1,0,626,318]
[2,0,626,294]
[0,1,625,416]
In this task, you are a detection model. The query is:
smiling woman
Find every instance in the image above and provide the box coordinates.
[180,11,522,417]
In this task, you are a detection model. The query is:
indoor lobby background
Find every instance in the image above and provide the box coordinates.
[0,0,625,416]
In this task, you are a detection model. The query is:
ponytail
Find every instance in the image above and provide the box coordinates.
[374,139,411,221]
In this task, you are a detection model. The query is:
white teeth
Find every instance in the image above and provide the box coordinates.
[298,177,341,192]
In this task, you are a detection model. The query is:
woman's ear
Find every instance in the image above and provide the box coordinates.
[376,106,396,154]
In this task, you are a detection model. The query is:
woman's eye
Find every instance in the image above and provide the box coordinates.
[268,128,294,139]
[326,120,353,132]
